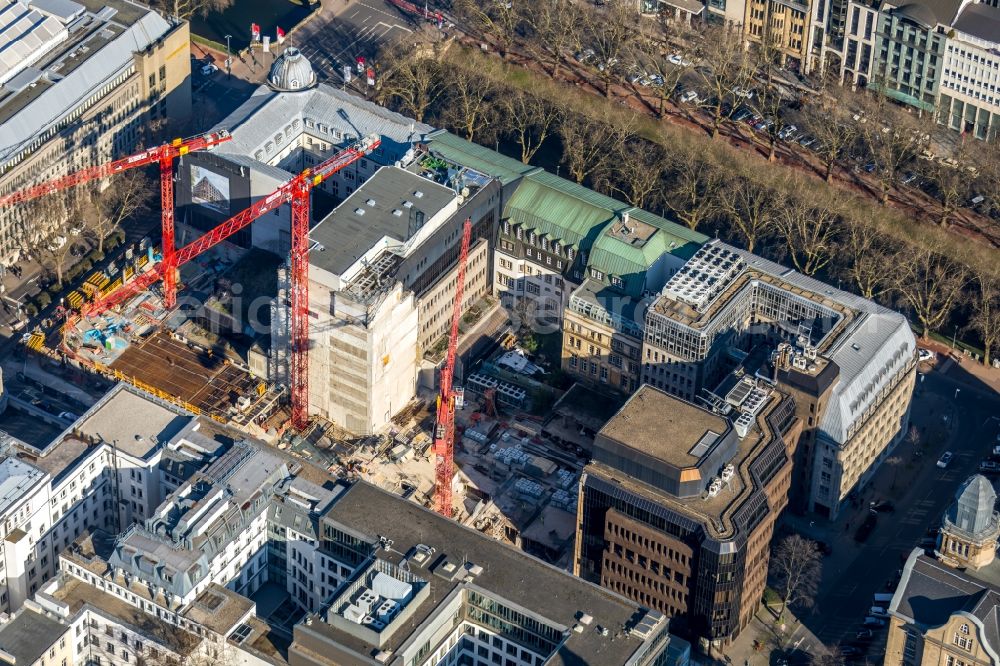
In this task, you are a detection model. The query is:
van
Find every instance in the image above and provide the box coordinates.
[873,593,894,604]
[870,606,889,617]
[863,616,886,627]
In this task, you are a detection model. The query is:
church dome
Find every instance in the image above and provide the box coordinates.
[267,47,317,92]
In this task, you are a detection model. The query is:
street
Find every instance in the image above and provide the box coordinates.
[790,361,1000,653]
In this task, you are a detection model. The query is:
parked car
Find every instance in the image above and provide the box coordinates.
[575,48,595,63]
[597,57,619,72]
[731,86,754,99]
[778,124,798,140]
[58,411,79,421]
[200,63,218,76]
[679,90,700,104]
[870,500,895,513]
[901,171,918,185]
[648,74,664,86]
[856,629,875,640]
[863,616,887,627]
[979,460,1000,475]
[937,451,954,468]
[918,348,936,362]
[667,53,691,67]
[869,606,889,617]
[732,107,753,123]
[798,135,817,148]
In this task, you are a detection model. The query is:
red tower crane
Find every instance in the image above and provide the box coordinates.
[0,130,233,310]
[433,218,473,517]
[80,134,381,430]
[4,129,379,431]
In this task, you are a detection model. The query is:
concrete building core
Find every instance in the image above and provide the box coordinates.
[274,165,498,434]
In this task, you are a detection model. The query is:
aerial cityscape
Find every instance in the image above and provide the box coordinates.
[0,0,997,664]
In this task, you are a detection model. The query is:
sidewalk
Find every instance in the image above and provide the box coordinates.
[703,607,823,666]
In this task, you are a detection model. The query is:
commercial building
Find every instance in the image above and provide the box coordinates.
[938,4,1000,138]
[275,164,498,434]
[0,384,225,614]
[179,48,432,258]
[642,240,915,518]
[292,480,681,666]
[562,213,705,394]
[495,171,703,334]
[575,383,800,647]
[0,0,191,270]
[886,475,1000,666]
[744,0,818,73]
[0,409,685,666]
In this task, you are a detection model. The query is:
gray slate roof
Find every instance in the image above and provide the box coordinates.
[947,475,999,535]
[212,83,432,163]
[952,2,1000,40]
[891,549,1000,662]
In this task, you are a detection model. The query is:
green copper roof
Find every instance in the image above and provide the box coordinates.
[424,130,540,186]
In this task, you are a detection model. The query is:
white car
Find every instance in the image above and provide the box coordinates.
[937,451,954,468]
[679,90,700,104]
[667,54,691,67]
[731,86,754,99]
[918,348,936,363]
[200,63,218,76]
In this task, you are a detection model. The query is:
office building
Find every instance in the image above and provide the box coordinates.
[178,48,432,258]
[575,383,800,647]
[744,0,818,73]
[495,170,702,332]
[642,240,916,518]
[272,165,497,434]
[292,480,681,666]
[938,3,1000,138]
[562,213,705,394]
[0,0,191,271]
[886,475,1000,666]
[0,384,226,614]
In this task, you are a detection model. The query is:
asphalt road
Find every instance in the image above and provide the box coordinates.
[804,365,1000,649]
[294,0,414,83]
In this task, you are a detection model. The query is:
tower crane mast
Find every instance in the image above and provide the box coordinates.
[433,218,473,517]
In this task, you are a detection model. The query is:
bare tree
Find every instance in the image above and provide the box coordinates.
[558,107,635,183]
[838,215,893,299]
[439,61,501,143]
[155,0,231,20]
[375,48,443,123]
[769,534,823,618]
[968,268,1000,366]
[717,167,780,252]
[693,24,757,138]
[857,93,928,204]
[453,0,524,57]
[774,188,841,276]
[643,50,692,118]
[891,249,969,339]
[583,0,638,97]
[88,171,154,254]
[30,190,83,287]
[501,90,561,164]
[802,91,861,182]
[662,147,723,231]
[595,139,668,208]
[918,144,976,227]
[522,0,584,78]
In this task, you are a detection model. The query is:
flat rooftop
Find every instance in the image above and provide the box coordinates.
[0,608,66,666]
[183,584,255,637]
[75,385,190,458]
[309,166,455,277]
[587,388,791,540]
[50,576,202,656]
[18,435,92,483]
[0,456,45,516]
[315,481,662,666]
[597,386,729,469]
